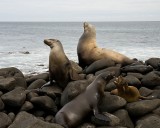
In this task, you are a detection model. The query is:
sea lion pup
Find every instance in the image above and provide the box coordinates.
[77,22,134,68]
[110,76,153,102]
[43,39,81,89]
[55,72,114,128]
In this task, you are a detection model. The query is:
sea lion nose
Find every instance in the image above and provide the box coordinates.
[44,39,48,43]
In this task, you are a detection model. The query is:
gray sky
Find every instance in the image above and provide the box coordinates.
[0,0,160,21]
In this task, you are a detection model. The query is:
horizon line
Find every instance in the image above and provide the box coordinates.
[0,20,160,23]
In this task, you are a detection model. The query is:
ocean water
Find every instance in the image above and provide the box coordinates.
[0,22,160,74]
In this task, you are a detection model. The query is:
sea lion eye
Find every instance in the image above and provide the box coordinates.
[57,40,60,43]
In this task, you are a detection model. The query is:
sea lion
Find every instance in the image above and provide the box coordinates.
[110,76,153,102]
[44,39,81,89]
[55,72,114,128]
[77,22,134,68]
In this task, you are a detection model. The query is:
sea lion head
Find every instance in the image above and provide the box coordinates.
[83,22,96,37]
[44,39,63,50]
[97,72,114,82]
[114,76,128,87]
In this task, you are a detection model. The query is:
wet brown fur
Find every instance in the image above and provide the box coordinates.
[77,22,134,68]
[111,76,146,102]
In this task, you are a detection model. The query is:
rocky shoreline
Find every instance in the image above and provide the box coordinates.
[0,58,160,128]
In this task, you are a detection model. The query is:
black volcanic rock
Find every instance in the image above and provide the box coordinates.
[121,65,153,74]
[141,71,160,88]
[84,59,115,74]
[114,109,134,128]
[99,92,126,113]
[26,73,49,85]
[0,112,12,128]
[30,96,57,112]
[145,58,160,69]
[126,99,160,117]
[27,79,46,90]
[1,87,26,107]
[135,114,160,128]
[0,67,27,91]
[61,79,91,106]
[0,97,5,110]
[8,111,63,128]
[95,67,121,76]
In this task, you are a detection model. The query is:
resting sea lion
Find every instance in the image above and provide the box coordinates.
[44,39,81,89]
[77,22,134,68]
[110,76,154,102]
[55,72,114,128]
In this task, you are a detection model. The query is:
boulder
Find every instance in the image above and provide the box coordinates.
[153,106,160,116]
[145,58,160,69]
[8,112,16,121]
[41,85,62,98]
[78,123,96,128]
[91,112,120,126]
[0,98,5,110]
[0,112,12,128]
[20,101,34,111]
[99,92,126,113]
[26,73,49,85]
[84,59,115,74]
[127,73,144,80]
[105,81,116,92]
[113,109,134,128]
[0,91,3,96]
[95,67,121,77]
[1,87,26,107]
[45,115,54,123]
[27,79,46,90]
[26,91,39,100]
[135,114,160,128]
[97,126,127,128]
[121,65,153,74]
[141,71,160,88]
[126,99,160,117]
[61,80,91,106]
[30,96,57,112]
[147,89,160,99]
[139,87,153,97]
[8,111,64,128]
[0,67,27,91]
[124,75,141,88]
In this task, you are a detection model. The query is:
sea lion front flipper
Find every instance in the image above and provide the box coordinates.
[94,113,111,123]
[40,80,55,89]
[93,106,111,122]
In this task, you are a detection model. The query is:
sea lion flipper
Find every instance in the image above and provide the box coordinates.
[94,113,111,122]
[93,106,111,122]
[40,81,55,89]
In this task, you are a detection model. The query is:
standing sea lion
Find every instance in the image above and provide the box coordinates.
[55,72,114,128]
[44,39,81,89]
[77,22,134,68]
